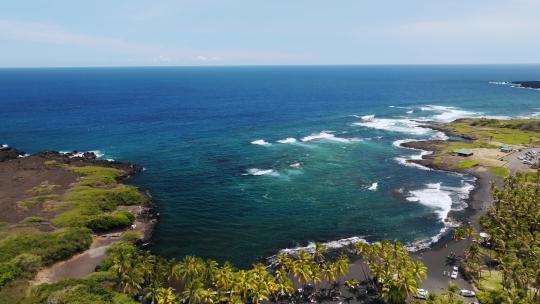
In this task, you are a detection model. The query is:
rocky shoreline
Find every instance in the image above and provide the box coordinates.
[0,146,158,242]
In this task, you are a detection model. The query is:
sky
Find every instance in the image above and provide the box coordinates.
[1,0,540,67]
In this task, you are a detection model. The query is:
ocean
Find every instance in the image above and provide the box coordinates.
[1,65,539,267]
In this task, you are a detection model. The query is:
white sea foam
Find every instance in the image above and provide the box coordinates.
[60,150,104,159]
[406,183,452,220]
[405,180,474,221]
[1,144,8,149]
[367,182,378,191]
[360,114,375,121]
[301,131,359,143]
[251,139,271,146]
[406,110,414,114]
[276,236,367,257]
[277,137,297,144]
[289,162,302,168]
[420,105,479,123]
[244,168,279,176]
[354,118,433,135]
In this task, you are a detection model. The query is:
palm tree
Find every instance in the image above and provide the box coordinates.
[173,255,206,285]
[335,255,350,279]
[322,262,338,284]
[313,242,326,264]
[144,282,162,304]
[156,287,177,304]
[272,269,293,300]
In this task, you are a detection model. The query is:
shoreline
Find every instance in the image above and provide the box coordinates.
[0,147,158,285]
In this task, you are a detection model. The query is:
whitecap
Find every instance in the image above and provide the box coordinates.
[367,182,378,191]
[243,168,279,176]
[289,162,302,168]
[406,110,414,114]
[277,137,297,144]
[354,118,433,136]
[419,105,479,123]
[360,114,375,121]
[251,139,271,146]
[301,131,359,143]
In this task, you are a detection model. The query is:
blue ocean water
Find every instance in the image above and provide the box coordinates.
[1,65,539,267]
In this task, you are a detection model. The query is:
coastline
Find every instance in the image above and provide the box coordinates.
[0,147,158,285]
[388,127,502,292]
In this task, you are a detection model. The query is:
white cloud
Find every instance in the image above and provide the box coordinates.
[0,19,168,56]
[195,55,223,61]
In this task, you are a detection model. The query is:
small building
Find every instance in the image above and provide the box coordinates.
[454,149,474,157]
[500,144,513,153]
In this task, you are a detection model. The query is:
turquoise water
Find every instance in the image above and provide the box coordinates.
[0,65,539,267]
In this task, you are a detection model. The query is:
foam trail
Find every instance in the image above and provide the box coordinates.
[251,139,271,146]
[301,131,359,143]
[277,137,297,144]
[419,105,479,123]
[354,118,433,135]
[289,162,301,168]
[244,168,279,176]
[367,182,378,191]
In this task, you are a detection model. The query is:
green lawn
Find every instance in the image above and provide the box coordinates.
[455,160,480,169]
[447,118,540,146]
[489,166,509,178]
[478,270,503,292]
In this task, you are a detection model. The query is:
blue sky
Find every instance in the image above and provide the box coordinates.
[1,0,540,67]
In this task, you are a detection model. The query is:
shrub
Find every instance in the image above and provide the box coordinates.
[86,210,135,232]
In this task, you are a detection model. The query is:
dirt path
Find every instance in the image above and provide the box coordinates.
[31,236,118,285]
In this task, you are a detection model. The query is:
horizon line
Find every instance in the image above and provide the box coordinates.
[1,63,540,69]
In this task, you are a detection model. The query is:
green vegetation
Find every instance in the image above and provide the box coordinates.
[0,162,145,301]
[22,239,425,304]
[488,166,509,178]
[356,240,427,303]
[476,173,540,303]
[69,165,122,186]
[27,181,58,195]
[0,228,92,288]
[455,160,480,169]
[86,210,135,232]
[447,118,540,146]
[17,194,60,210]
[22,277,137,304]
[21,216,44,224]
[52,166,143,230]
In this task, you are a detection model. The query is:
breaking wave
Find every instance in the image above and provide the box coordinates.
[277,137,297,144]
[301,131,360,143]
[243,168,279,176]
[251,139,271,146]
[60,150,105,159]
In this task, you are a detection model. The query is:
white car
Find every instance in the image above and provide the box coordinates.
[450,271,458,279]
[415,288,429,299]
[453,266,459,271]
[459,289,476,297]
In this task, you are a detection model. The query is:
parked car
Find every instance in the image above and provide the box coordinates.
[415,288,429,299]
[453,266,459,271]
[451,271,458,279]
[460,289,476,297]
